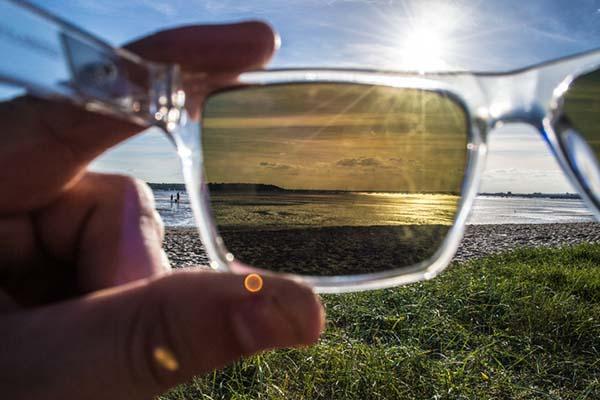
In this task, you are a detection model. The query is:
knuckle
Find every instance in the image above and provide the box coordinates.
[152,209,166,241]
[105,174,161,225]
[116,175,156,212]
[97,173,166,248]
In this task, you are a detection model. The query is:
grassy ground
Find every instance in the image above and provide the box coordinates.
[160,244,600,399]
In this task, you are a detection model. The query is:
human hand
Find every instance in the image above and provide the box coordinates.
[0,22,324,400]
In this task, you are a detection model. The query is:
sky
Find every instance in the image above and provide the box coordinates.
[203,84,467,192]
[24,0,600,192]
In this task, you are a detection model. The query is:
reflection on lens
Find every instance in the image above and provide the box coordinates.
[563,68,600,160]
[562,68,600,204]
[202,83,468,276]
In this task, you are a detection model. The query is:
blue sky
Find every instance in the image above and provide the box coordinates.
[27,0,600,192]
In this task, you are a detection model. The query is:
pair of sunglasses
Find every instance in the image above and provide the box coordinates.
[4,1,599,292]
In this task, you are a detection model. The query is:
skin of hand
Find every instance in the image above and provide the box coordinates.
[0,22,325,400]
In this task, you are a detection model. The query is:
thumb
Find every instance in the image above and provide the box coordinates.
[0,270,324,400]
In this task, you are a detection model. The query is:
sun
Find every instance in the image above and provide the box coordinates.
[398,26,449,73]
[367,1,466,72]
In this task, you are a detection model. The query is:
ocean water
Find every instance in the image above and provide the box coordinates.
[155,190,195,227]
[468,196,595,224]
[154,190,597,228]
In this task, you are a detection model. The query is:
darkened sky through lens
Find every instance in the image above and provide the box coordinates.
[29,0,600,193]
[203,84,467,192]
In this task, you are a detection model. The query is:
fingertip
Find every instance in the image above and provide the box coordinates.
[140,271,324,379]
[236,20,279,65]
[125,21,279,71]
[293,282,326,345]
[262,276,325,346]
[230,268,325,345]
[313,294,327,342]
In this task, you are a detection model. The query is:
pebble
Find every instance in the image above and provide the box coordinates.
[165,223,600,268]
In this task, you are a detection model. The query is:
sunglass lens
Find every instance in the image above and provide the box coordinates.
[201,83,469,276]
[561,68,600,202]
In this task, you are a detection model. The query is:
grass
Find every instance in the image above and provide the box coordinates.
[160,244,600,399]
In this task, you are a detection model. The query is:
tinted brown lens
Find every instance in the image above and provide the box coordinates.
[560,68,600,201]
[202,83,468,276]
[563,68,600,158]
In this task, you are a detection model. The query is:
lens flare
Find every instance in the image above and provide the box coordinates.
[153,346,179,372]
[244,273,263,293]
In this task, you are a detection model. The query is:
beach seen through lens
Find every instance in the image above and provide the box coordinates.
[154,188,597,268]
[210,191,458,275]
[200,83,468,275]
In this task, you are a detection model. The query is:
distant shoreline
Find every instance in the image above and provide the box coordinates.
[148,182,581,200]
[478,192,580,200]
[148,182,461,195]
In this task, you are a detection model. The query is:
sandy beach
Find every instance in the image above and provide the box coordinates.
[165,222,600,270]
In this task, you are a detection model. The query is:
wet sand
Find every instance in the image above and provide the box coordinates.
[218,225,449,275]
[165,223,600,272]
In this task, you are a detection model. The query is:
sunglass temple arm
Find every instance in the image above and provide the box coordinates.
[0,0,186,132]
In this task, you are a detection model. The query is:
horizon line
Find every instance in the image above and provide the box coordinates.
[146,182,580,196]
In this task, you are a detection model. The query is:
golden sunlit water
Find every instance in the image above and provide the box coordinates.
[212,192,460,229]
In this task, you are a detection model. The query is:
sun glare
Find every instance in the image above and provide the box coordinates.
[399,26,449,72]
[359,1,470,72]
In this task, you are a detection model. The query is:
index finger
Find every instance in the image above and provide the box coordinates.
[125,21,278,72]
[70,21,277,155]
[1,22,277,212]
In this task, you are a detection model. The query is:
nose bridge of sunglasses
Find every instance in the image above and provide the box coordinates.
[478,70,548,129]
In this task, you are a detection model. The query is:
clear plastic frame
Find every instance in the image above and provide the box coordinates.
[4,1,600,293]
[175,53,600,293]
[0,0,185,130]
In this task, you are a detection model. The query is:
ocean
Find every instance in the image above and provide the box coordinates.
[153,190,596,228]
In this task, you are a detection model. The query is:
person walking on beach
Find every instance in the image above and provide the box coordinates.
[0,21,324,400]
[176,191,180,203]
[170,193,174,203]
